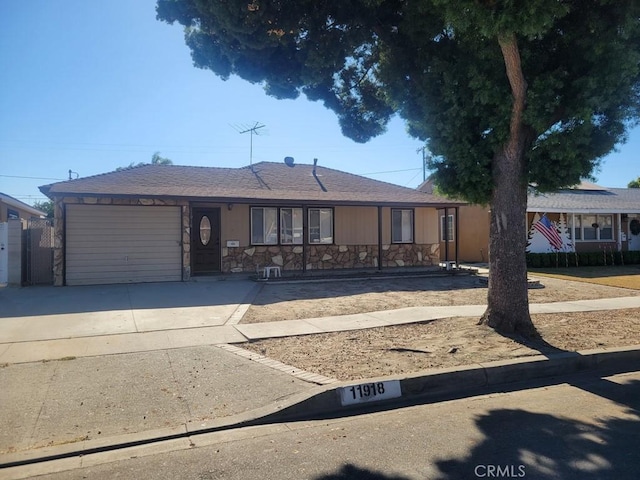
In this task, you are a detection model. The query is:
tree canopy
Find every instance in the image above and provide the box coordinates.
[157,0,640,203]
[116,151,173,171]
[157,0,640,336]
[629,177,640,188]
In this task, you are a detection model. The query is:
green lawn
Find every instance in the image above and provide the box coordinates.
[529,266,640,290]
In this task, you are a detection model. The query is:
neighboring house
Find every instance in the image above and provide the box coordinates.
[425,180,640,260]
[0,193,47,285]
[527,182,640,254]
[0,192,45,222]
[39,161,464,286]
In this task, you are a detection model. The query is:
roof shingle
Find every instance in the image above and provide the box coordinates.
[40,162,463,207]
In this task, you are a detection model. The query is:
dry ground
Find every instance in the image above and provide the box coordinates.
[240,271,640,381]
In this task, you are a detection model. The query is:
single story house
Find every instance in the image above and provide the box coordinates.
[527,182,640,253]
[421,181,640,259]
[0,192,46,222]
[0,193,47,285]
[40,161,464,286]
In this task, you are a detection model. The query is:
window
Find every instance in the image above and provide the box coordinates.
[280,208,303,244]
[7,208,19,220]
[572,214,613,241]
[392,209,414,243]
[251,207,278,245]
[309,208,333,244]
[440,214,455,242]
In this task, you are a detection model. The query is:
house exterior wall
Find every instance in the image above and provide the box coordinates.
[220,205,440,273]
[441,206,490,263]
[52,197,443,284]
[526,212,623,253]
[1,201,42,222]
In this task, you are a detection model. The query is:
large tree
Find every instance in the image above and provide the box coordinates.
[157,0,640,337]
[629,177,640,188]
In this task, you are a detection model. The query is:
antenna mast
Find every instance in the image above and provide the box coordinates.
[235,122,265,166]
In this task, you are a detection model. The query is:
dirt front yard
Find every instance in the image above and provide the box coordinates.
[240,273,640,381]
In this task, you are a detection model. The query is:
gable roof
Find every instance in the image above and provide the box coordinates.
[528,187,640,213]
[0,192,46,218]
[40,162,463,207]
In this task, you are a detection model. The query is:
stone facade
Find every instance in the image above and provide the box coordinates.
[221,243,440,273]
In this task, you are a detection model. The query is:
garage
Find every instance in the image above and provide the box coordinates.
[65,204,182,286]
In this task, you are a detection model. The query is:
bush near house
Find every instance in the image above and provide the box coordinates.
[526,251,640,268]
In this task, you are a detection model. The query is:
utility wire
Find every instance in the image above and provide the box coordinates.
[0,174,66,180]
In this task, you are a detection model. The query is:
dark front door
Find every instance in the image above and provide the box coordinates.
[192,208,221,274]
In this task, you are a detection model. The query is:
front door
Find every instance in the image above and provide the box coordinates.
[192,208,221,274]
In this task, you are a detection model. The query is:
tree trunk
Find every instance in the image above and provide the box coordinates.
[479,33,538,338]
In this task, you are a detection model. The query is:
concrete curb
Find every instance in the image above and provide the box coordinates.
[2,345,640,471]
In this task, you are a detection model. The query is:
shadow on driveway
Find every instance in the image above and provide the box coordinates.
[0,279,259,318]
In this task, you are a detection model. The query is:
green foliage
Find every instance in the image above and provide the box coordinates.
[628,177,640,188]
[527,250,640,268]
[32,200,54,218]
[157,0,640,204]
[116,152,173,171]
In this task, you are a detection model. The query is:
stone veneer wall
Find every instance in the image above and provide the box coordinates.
[52,196,190,286]
[221,243,440,273]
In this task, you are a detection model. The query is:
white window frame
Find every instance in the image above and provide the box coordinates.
[571,214,613,242]
[392,209,414,244]
[440,214,455,242]
[280,207,303,245]
[251,207,278,245]
[308,208,333,244]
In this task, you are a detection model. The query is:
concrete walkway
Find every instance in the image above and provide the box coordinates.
[2,278,640,471]
[2,292,640,364]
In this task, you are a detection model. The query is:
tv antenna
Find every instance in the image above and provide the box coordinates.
[232,122,266,166]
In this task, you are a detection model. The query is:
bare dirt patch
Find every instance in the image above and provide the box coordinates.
[241,274,639,323]
[240,274,640,381]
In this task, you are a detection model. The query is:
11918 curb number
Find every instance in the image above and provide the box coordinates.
[339,380,402,406]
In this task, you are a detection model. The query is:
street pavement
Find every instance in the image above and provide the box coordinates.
[7,370,640,480]
[1,276,640,476]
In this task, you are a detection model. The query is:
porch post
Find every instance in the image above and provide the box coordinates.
[455,206,460,266]
[444,207,449,263]
[302,205,308,273]
[617,213,622,252]
[377,206,383,271]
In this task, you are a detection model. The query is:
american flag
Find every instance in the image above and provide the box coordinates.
[533,214,563,250]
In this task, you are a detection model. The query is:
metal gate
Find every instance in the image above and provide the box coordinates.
[26,218,54,285]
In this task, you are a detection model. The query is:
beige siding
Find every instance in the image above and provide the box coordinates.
[335,206,378,244]
[66,205,181,285]
[415,207,439,244]
[221,204,250,246]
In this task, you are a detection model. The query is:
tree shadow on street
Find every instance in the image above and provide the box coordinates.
[432,377,640,480]
[312,464,412,480]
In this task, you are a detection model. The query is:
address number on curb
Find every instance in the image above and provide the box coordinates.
[339,380,402,406]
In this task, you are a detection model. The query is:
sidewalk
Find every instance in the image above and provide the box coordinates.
[2,280,640,470]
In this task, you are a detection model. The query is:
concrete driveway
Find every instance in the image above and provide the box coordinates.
[0,278,261,344]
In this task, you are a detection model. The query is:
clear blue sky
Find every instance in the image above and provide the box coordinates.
[1,1,638,205]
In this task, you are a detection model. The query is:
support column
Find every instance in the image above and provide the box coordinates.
[377,206,383,271]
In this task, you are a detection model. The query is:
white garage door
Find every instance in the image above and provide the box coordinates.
[66,204,182,286]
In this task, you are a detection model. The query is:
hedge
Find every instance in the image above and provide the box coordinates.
[526,250,640,268]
